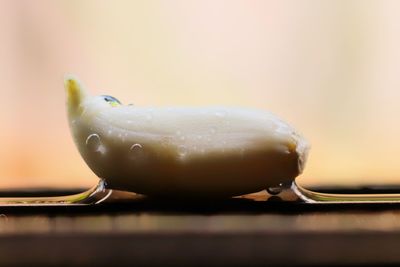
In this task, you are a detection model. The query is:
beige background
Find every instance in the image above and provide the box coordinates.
[1,0,400,189]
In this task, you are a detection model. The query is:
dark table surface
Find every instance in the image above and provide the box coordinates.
[1,187,400,267]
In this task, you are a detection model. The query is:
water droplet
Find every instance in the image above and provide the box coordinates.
[118,133,122,138]
[107,129,113,135]
[130,143,143,159]
[176,130,182,136]
[180,136,185,141]
[86,134,106,154]
[177,145,187,158]
[266,187,282,195]
[266,183,285,195]
[86,134,101,151]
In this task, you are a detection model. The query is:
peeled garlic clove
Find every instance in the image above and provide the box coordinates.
[65,76,309,198]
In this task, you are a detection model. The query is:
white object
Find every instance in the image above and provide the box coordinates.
[65,76,309,198]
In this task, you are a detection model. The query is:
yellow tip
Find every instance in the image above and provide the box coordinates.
[64,75,86,115]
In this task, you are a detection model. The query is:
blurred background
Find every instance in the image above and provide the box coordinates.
[1,0,400,189]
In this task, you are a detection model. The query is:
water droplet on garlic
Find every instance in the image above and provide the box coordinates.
[266,182,289,195]
[86,134,106,154]
[267,184,283,195]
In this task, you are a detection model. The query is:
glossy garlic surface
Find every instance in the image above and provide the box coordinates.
[65,76,309,198]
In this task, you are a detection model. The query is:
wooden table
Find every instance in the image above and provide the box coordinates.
[1,188,400,267]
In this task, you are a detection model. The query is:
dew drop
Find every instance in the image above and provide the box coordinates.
[129,143,143,159]
[266,187,282,195]
[86,134,105,154]
[107,129,113,135]
[266,183,285,195]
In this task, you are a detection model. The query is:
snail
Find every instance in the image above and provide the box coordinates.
[65,76,309,198]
